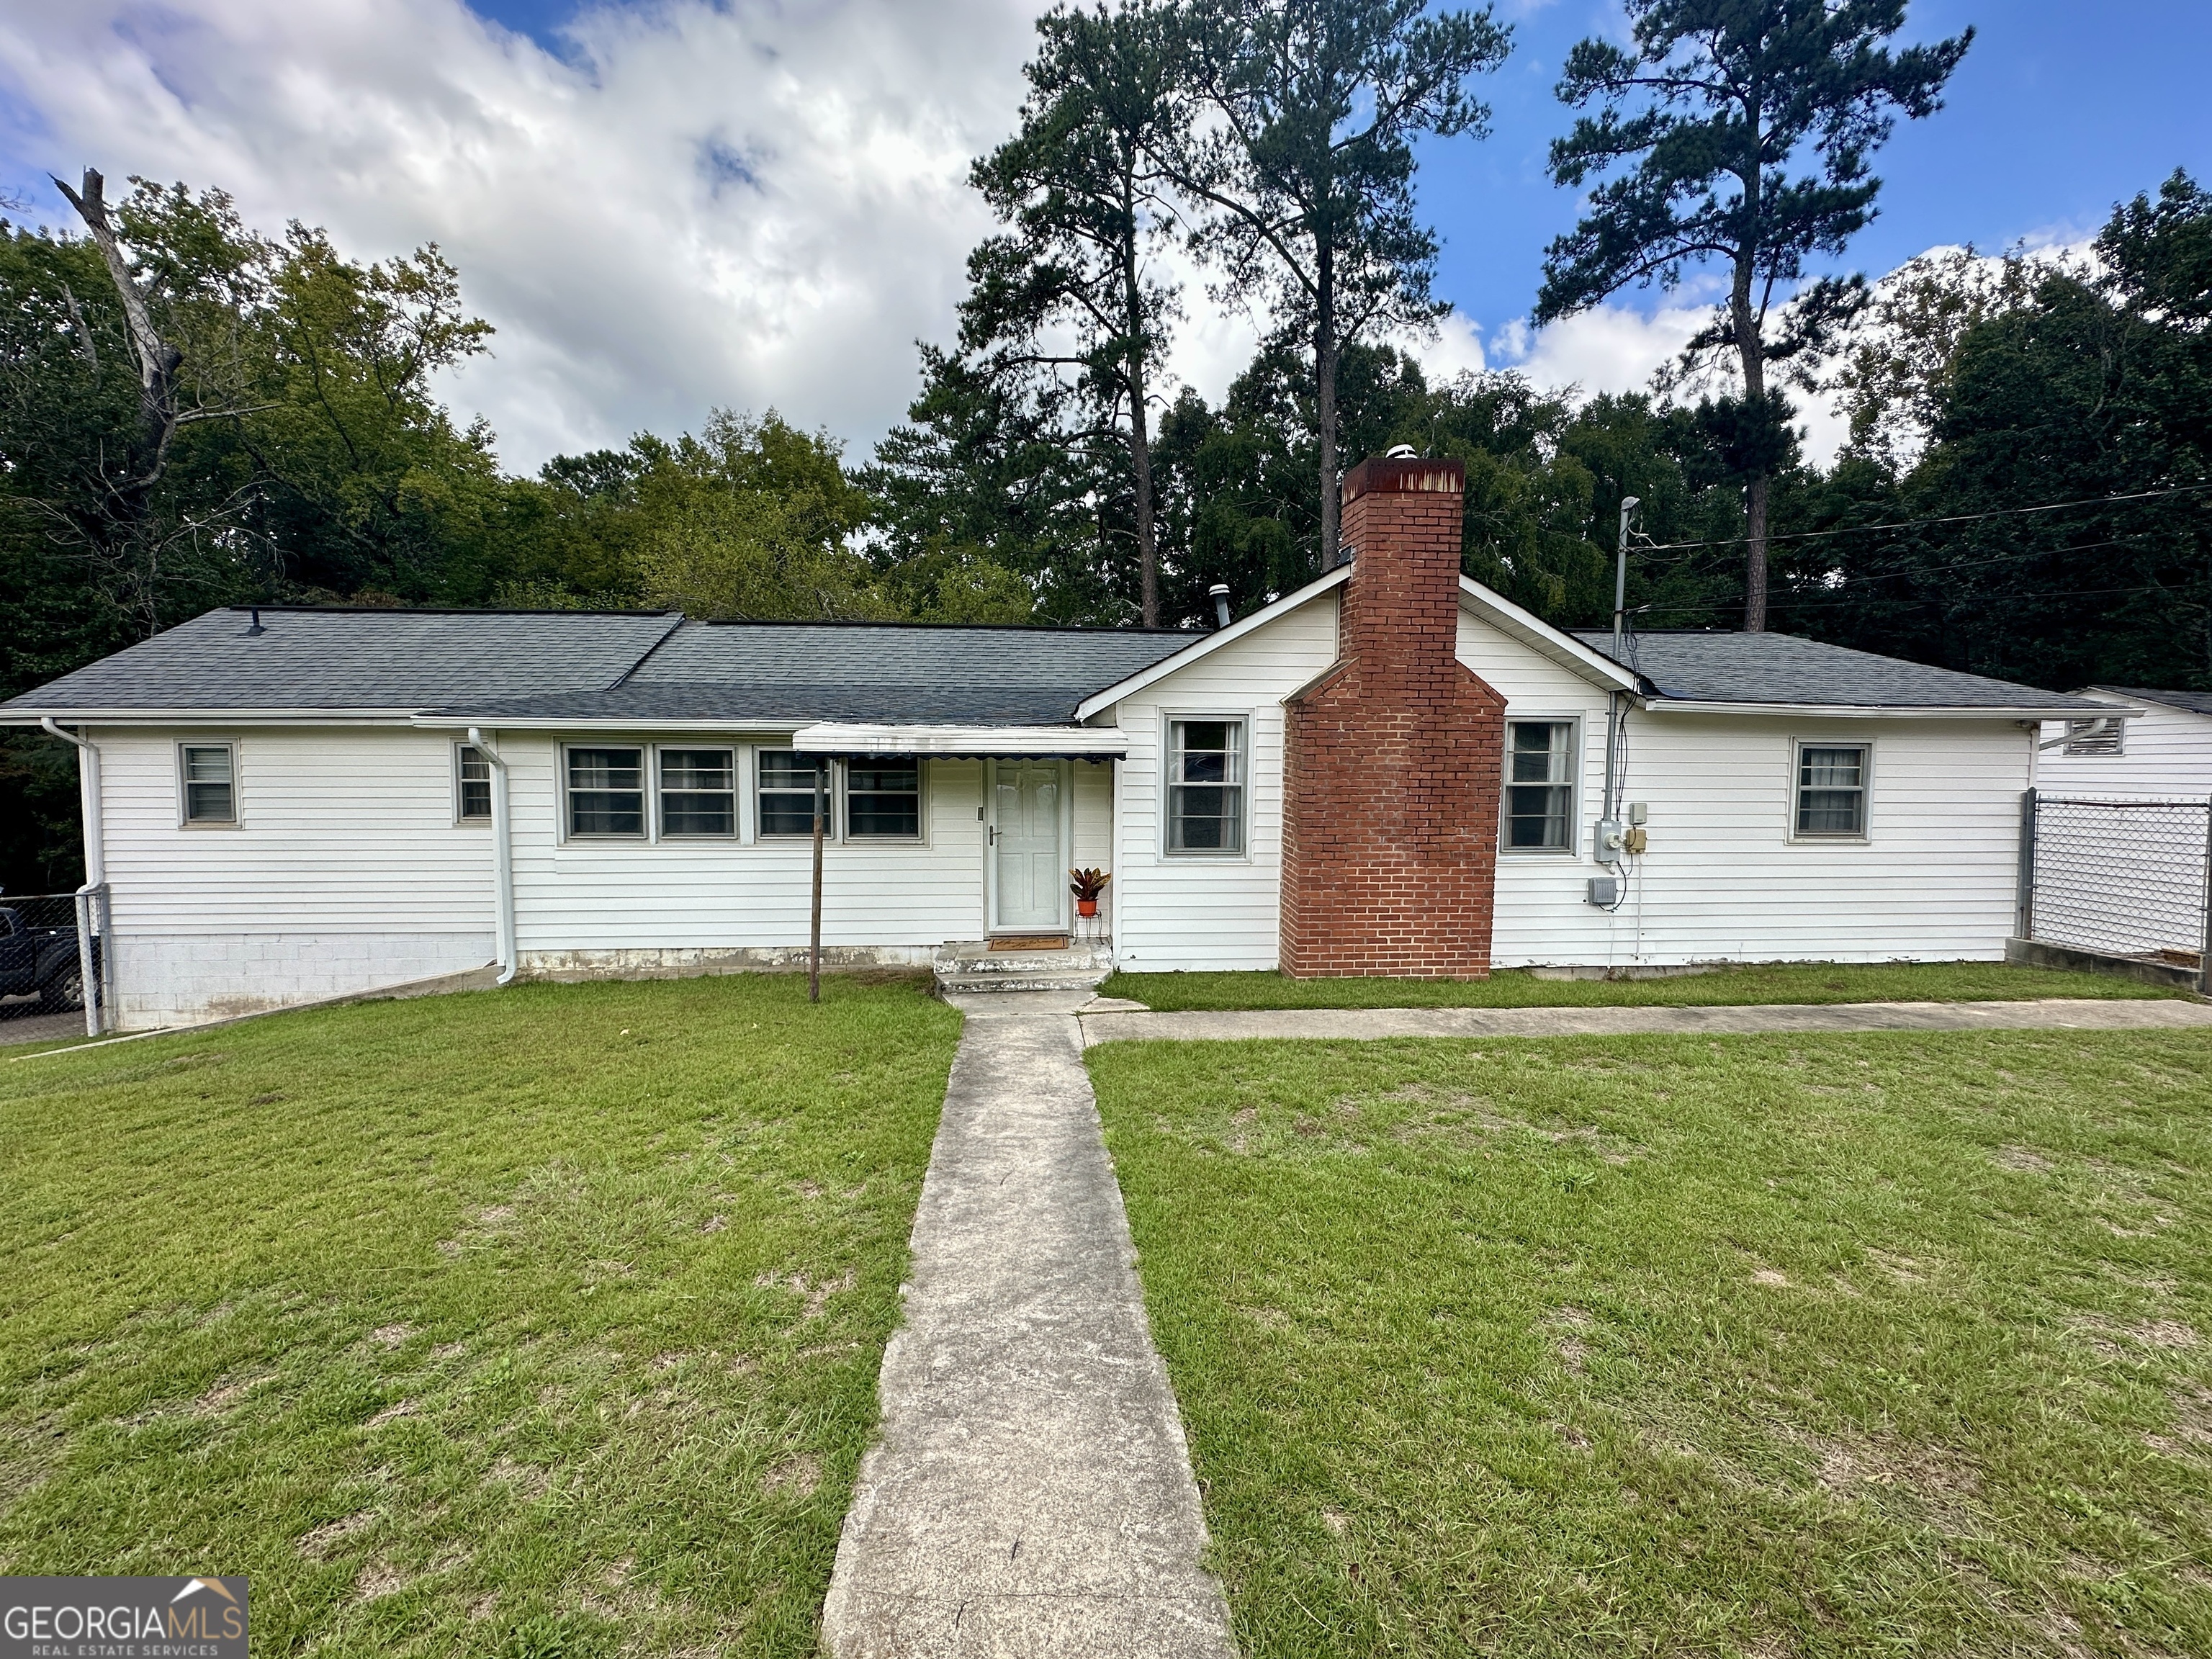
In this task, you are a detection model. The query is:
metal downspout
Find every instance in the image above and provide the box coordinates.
[40,718,107,1036]
[467,728,518,984]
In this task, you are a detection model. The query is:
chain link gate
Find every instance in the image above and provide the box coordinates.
[2018,791,2212,989]
[0,886,111,1036]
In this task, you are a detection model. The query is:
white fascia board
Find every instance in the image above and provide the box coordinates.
[1074,565,1352,721]
[1,707,422,727]
[407,714,800,734]
[1635,699,2141,721]
[1457,577,1640,693]
[791,722,1129,757]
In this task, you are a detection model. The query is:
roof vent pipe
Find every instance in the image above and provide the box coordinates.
[246,607,265,636]
[1209,583,1232,629]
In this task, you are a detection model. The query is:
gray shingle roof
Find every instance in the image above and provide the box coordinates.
[4,607,685,711]
[4,606,1201,726]
[2093,686,2212,717]
[1570,629,2118,714]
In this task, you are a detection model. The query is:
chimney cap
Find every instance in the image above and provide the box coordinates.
[1340,454,1466,505]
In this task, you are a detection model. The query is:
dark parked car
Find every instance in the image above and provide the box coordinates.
[0,905,97,1013]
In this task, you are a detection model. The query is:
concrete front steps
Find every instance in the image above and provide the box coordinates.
[932,940,1115,996]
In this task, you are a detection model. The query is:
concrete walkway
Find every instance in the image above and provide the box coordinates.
[822,990,1236,1659]
[1079,996,2212,1046]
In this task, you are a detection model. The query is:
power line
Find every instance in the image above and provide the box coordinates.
[1632,481,2212,554]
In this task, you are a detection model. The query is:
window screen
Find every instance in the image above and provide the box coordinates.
[1166,719,1244,853]
[659,748,736,836]
[1796,745,1869,836]
[457,746,493,820]
[1505,721,1575,850]
[181,745,235,824]
[758,750,827,836]
[567,747,644,836]
[848,757,921,838]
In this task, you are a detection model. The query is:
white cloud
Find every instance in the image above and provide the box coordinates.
[0,0,1040,470]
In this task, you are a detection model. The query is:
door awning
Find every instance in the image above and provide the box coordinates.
[789,722,1128,759]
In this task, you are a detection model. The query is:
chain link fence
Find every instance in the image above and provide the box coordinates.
[2020,793,2211,974]
[0,886,110,1036]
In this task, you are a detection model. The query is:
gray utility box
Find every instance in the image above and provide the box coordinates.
[1586,876,1619,907]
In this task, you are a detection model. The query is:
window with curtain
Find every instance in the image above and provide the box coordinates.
[457,745,493,821]
[1504,721,1575,851]
[757,750,827,836]
[1166,719,1244,853]
[180,744,235,824]
[567,747,644,836]
[847,757,921,838]
[658,748,736,836]
[1795,744,1869,836]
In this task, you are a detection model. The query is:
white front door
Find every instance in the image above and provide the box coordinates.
[991,760,1066,932]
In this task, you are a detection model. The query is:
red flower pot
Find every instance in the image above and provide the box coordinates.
[1076,899,1099,917]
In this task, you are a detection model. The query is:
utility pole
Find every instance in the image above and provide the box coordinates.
[1612,495,1640,662]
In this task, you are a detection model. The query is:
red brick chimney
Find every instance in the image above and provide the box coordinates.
[1278,457,1504,977]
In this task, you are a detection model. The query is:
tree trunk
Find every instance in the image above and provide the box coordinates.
[1316,238,1340,566]
[1732,280,1769,634]
[1123,220,1160,627]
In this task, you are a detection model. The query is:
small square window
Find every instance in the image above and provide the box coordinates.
[457,746,493,821]
[567,747,644,837]
[848,757,921,838]
[660,748,736,836]
[1795,744,1869,837]
[1504,721,1575,851]
[181,744,235,824]
[1166,719,1244,854]
[758,750,827,837]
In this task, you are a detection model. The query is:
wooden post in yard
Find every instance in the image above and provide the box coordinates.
[810,758,827,1003]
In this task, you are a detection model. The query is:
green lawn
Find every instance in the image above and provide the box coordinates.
[0,971,962,1658]
[1092,1030,2212,1658]
[1102,960,2177,1012]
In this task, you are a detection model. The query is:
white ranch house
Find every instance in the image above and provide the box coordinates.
[6,458,2120,1029]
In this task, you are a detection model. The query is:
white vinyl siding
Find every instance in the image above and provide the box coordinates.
[1455,610,2028,970]
[1107,591,1339,970]
[97,727,502,1027]
[2037,701,2212,797]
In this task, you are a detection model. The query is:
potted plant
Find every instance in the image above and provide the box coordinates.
[1069,868,1111,918]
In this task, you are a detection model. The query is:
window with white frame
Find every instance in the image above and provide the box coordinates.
[1794,742,1869,837]
[457,745,493,821]
[1166,718,1245,854]
[846,756,922,838]
[659,747,737,836]
[757,750,827,836]
[1503,720,1576,851]
[179,742,236,824]
[567,746,645,836]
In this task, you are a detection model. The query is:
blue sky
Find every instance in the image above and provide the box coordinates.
[4,1,2203,468]
[461,0,2212,338]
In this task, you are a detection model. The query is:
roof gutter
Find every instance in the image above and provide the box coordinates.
[466,727,518,986]
[1633,699,2142,721]
[40,719,107,1037]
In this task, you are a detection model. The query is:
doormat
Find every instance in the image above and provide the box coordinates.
[989,935,1070,952]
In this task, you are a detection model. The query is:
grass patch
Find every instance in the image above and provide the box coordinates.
[1103,960,2176,1012]
[1092,1030,2212,1657]
[0,971,961,1657]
